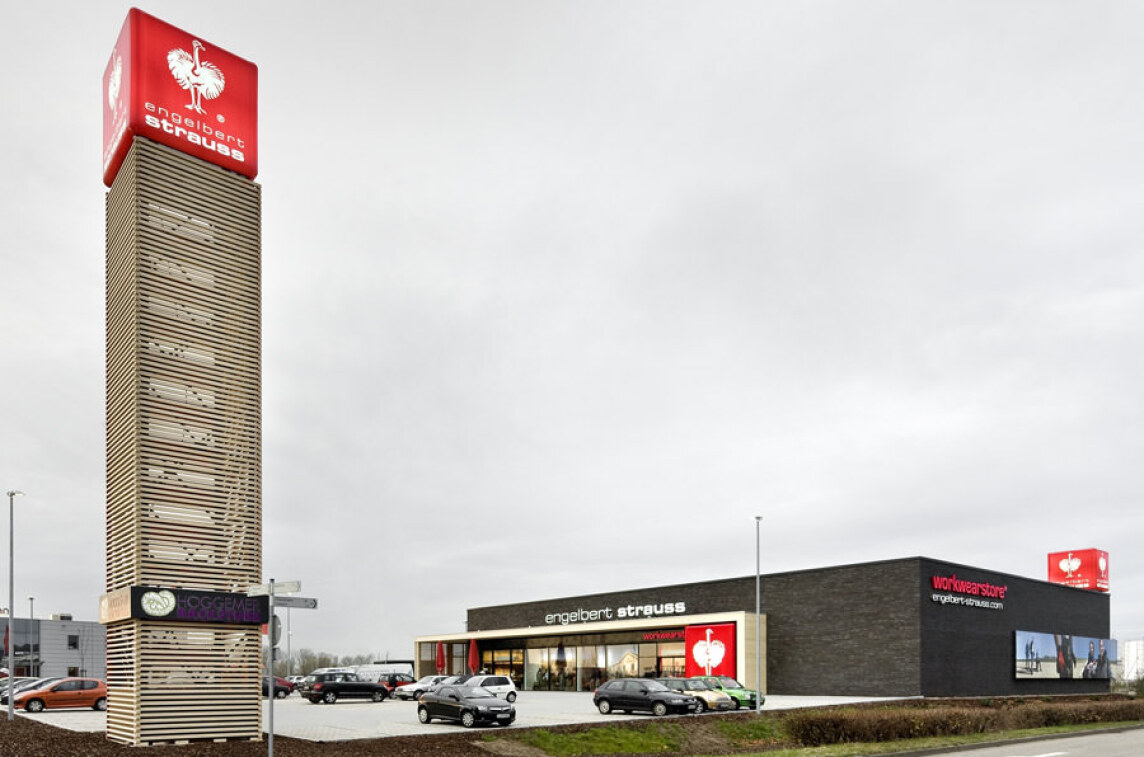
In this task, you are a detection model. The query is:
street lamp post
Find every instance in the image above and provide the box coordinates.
[6,490,24,722]
[27,597,34,677]
[754,515,762,715]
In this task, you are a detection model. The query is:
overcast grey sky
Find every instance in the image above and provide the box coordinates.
[2,0,1142,661]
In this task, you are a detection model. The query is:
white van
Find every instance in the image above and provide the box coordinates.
[352,664,414,683]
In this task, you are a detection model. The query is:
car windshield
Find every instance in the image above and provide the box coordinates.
[16,678,55,691]
[684,680,708,690]
[716,677,745,688]
[464,687,495,698]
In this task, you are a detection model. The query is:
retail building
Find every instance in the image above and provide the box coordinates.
[416,556,1113,697]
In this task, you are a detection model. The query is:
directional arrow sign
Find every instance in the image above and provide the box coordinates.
[274,596,318,610]
[246,580,302,596]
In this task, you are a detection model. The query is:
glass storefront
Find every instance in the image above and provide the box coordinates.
[472,628,690,692]
[481,647,523,686]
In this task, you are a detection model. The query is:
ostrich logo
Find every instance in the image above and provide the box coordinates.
[107,54,123,111]
[167,39,225,115]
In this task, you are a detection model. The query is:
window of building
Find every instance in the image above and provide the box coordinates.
[67,635,79,650]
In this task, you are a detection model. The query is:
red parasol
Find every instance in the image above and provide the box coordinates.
[436,641,446,674]
[468,640,480,673]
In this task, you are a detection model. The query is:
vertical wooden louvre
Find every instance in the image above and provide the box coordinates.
[106,138,262,745]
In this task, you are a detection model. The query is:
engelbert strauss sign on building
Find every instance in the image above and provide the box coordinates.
[100,586,269,625]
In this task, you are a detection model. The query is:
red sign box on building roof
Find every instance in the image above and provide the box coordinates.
[1047,549,1109,592]
[103,8,258,186]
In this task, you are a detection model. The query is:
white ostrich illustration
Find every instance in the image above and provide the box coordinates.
[167,40,225,115]
[107,55,122,111]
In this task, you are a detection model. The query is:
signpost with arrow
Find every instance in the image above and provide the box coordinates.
[247,579,318,757]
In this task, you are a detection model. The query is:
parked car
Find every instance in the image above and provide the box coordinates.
[427,675,463,692]
[262,676,294,698]
[285,675,306,687]
[592,678,698,716]
[692,675,760,710]
[394,675,449,700]
[380,672,416,694]
[417,685,515,728]
[656,677,734,713]
[298,671,388,704]
[454,674,517,702]
[15,677,107,712]
[0,677,62,705]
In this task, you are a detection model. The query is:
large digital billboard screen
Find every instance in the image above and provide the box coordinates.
[1015,630,1117,680]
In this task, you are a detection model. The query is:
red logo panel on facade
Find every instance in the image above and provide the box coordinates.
[103,8,258,186]
[684,623,736,678]
[1047,549,1109,592]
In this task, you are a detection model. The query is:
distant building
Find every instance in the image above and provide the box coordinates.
[1123,639,1144,682]
[1,616,106,679]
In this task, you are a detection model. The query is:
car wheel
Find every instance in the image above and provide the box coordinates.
[25,699,44,713]
[652,701,668,717]
[461,710,476,728]
[371,691,385,702]
[694,698,706,713]
[417,705,431,724]
[275,689,288,699]
[506,691,517,703]
[93,698,108,711]
[322,690,338,704]
[731,698,741,710]
[597,698,612,715]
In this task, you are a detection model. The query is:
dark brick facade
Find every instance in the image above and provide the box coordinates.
[466,556,1111,697]
[918,557,1109,696]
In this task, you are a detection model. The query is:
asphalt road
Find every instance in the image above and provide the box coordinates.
[933,727,1144,757]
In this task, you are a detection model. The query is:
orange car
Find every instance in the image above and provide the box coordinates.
[15,677,107,712]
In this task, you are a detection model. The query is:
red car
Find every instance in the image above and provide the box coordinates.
[262,676,294,698]
[15,678,107,712]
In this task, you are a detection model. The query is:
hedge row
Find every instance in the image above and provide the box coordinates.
[783,698,1144,746]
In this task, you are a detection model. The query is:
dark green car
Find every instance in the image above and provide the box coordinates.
[693,676,761,710]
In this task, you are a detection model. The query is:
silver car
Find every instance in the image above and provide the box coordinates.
[394,674,450,700]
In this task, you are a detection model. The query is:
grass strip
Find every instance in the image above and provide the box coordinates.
[699,721,1144,757]
[512,722,686,756]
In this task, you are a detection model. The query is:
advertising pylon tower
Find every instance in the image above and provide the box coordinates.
[100,10,265,745]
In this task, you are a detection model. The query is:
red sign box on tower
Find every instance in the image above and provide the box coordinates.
[103,8,258,186]
[1047,549,1109,592]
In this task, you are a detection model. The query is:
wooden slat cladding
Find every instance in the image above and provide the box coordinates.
[106,621,263,744]
[105,138,263,745]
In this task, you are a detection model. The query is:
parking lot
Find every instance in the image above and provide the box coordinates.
[22,692,894,741]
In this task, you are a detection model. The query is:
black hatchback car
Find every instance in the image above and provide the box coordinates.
[417,685,516,728]
[593,678,698,716]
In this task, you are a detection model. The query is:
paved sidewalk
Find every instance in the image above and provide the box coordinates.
[22,692,899,741]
